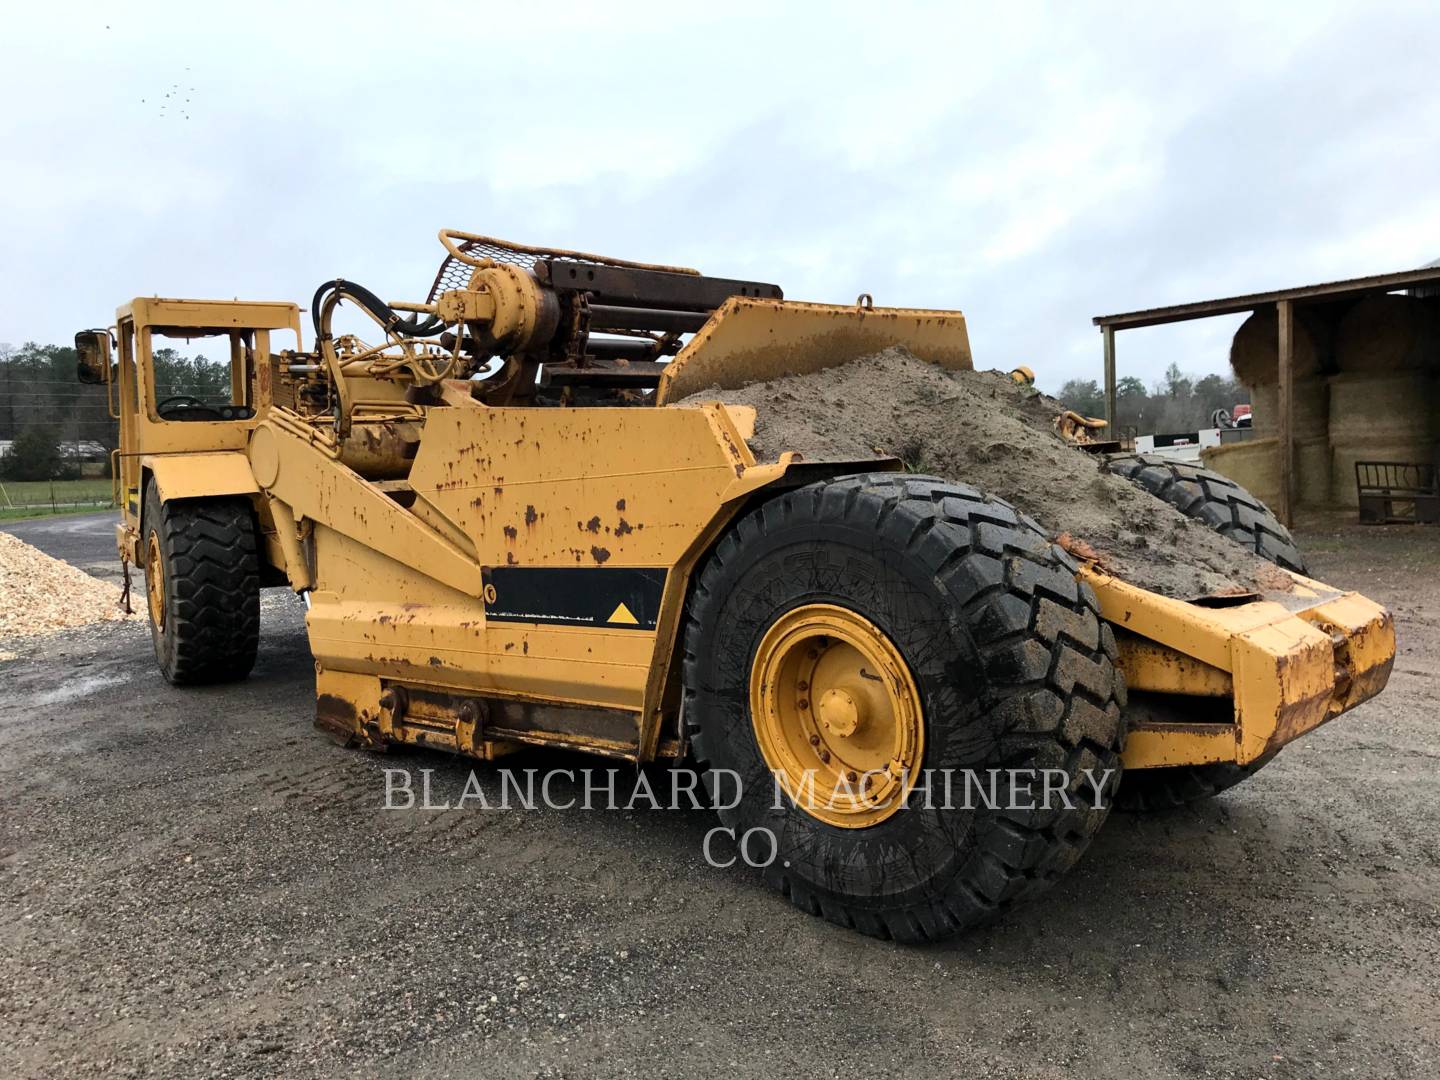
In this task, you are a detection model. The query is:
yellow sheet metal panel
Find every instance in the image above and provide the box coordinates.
[296,406,757,722]
[1082,568,1292,671]
[1116,636,1233,697]
[1088,568,1395,770]
[1230,618,1334,763]
[129,297,302,334]
[1298,591,1396,718]
[654,298,973,404]
[314,666,382,745]
[145,452,260,502]
[406,404,749,568]
[306,595,656,711]
[1123,726,1238,769]
[249,419,486,600]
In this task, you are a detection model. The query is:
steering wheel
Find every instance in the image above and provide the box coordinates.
[157,394,224,420]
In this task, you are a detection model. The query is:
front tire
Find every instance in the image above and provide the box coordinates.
[141,484,260,685]
[682,474,1126,942]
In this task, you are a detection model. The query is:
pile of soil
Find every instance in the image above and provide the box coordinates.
[0,530,136,641]
[682,347,1286,598]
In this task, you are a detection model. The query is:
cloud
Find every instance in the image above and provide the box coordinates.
[1,0,1435,391]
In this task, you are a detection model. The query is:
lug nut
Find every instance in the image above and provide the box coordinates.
[798,699,809,710]
[797,680,809,691]
[846,770,858,782]
[818,750,830,763]
[808,735,820,747]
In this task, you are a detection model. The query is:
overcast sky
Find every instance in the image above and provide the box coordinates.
[2,1,1437,391]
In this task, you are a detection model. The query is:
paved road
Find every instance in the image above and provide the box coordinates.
[2,510,120,575]
[1,523,1437,1078]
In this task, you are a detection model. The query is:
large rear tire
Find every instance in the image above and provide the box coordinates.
[1104,453,1303,811]
[141,484,260,685]
[1103,453,1307,573]
[682,473,1126,942]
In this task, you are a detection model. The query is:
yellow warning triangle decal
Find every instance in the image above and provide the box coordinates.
[607,602,640,625]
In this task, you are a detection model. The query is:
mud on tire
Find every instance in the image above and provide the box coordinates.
[681,473,1127,943]
[142,484,260,685]
[1104,453,1307,574]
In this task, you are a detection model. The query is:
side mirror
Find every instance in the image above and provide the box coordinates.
[75,329,112,385]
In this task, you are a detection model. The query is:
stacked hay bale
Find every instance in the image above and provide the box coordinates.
[1203,308,1329,508]
[1327,294,1440,506]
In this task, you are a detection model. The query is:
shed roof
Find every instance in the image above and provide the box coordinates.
[1093,266,1440,331]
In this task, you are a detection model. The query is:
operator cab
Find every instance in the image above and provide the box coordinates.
[147,326,260,423]
[75,297,303,532]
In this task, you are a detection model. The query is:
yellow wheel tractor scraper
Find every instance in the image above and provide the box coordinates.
[74,230,1394,942]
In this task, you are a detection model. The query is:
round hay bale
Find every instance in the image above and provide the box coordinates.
[1334,294,1439,373]
[1230,308,1319,387]
[1249,377,1328,439]
[1328,371,1440,443]
[1330,437,1440,507]
[1200,435,1330,510]
[1200,438,1280,508]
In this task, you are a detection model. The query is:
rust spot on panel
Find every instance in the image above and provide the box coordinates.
[585,515,601,533]
[1055,531,1105,566]
[428,656,445,668]
[615,519,633,537]
[525,505,538,526]
[522,640,529,655]
[506,551,518,565]
[591,545,611,564]
[503,525,518,540]
[616,498,626,511]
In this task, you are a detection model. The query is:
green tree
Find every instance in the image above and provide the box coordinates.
[1056,378,1104,418]
[1159,362,1193,400]
[0,342,116,451]
[0,424,75,481]
[1116,375,1146,400]
[151,347,232,402]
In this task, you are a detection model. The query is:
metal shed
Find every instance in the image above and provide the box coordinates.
[1093,266,1440,525]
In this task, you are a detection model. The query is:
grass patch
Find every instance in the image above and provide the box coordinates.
[0,478,115,514]
[0,503,117,524]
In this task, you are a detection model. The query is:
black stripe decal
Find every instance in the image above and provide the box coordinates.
[483,567,666,631]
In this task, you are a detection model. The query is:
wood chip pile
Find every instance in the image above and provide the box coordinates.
[0,531,137,640]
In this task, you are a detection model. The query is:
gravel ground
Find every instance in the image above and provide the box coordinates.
[1,514,1437,1079]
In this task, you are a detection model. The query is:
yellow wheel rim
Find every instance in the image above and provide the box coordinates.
[749,604,924,829]
[145,532,166,630]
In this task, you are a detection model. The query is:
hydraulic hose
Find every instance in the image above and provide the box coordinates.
[310,279,446,342]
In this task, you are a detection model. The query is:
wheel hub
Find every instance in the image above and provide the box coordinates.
[817,687,860,737]
[749,604,924,829]
[144,532,165,630]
